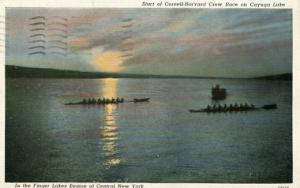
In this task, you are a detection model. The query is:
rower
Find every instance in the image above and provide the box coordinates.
[244,103,249,110]
[212,104,217,112]
[224,104,228,112]
[206,105,211,112]
[234,103,238,110]
[239,103,244,110]
[229,104,233,111]
[218,104,222,112]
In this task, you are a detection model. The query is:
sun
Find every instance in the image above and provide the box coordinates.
[92,51,124,72]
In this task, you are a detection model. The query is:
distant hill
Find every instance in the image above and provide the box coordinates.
[6,65,121,78]
[253,73,292,80]
[4,65,211,79]
[5,65,292,80]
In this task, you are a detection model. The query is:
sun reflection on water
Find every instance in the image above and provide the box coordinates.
[100,78,121,167]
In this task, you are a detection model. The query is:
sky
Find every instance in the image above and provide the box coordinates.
[5,8,292,78]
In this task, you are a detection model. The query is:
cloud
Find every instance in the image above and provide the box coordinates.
[6,8,292,77]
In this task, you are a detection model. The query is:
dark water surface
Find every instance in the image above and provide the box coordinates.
[6,78,292,182]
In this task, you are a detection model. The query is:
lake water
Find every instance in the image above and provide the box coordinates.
[5,78,292,183]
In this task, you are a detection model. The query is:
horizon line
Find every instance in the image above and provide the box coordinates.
[5,64,292,80]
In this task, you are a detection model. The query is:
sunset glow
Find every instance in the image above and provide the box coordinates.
[100,78,121,166]
[93,51,124,73]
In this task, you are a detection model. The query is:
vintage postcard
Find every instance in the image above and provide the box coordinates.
[0,0,299,187]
